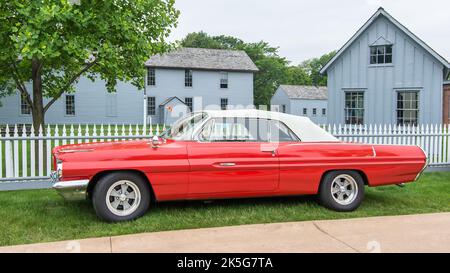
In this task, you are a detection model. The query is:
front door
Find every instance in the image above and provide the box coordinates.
[187,117,279,198]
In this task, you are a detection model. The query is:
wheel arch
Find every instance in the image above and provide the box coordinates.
[86,170,156,201]
[320,169,369,187]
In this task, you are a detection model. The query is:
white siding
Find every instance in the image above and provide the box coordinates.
[270,88,327,124]
[0,69,254,124]
[290,99,328,124]
[327,15,445,124]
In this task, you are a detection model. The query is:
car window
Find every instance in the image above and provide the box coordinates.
[268,120,299,142]
[199,117,269,142]
[162,112,208,140]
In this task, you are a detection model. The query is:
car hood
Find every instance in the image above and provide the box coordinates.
[52,140,163,164]
[53,140,152,155]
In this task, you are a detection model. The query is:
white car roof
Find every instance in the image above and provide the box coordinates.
[201,109,339,142]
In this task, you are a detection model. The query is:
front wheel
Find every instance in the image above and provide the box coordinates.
[92,172,151,222]
[319,170,365,212]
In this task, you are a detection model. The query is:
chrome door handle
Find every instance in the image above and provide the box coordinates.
[219,162,236,166]
[261,149,277,156]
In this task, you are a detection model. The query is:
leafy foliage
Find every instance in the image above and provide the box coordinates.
[180,32,335,106]
[0,0,179,126]
[299,51,336,86]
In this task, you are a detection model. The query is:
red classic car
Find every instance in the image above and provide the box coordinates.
[52,109,428,222]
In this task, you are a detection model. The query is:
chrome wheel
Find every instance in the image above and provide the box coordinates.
[330,174,358,205]
[106,180,141,216]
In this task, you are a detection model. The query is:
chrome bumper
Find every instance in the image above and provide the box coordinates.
[52,178,89,201]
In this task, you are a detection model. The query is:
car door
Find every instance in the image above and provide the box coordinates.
[187,117,279,198]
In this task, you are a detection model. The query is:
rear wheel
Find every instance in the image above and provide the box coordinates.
[92,172,151,222]
[319,170,364,212]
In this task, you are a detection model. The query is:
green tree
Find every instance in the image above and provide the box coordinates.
[181,32,289,106]
[284,66,312,86]
[0,0,179,130]
[300,51,336,86]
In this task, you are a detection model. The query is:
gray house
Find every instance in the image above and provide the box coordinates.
[0,47,258,125]
[320,7,450,125]
[270,85,328,124]
[145,47,258,124]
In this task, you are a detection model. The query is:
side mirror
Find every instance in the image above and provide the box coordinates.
[151,135,161,148]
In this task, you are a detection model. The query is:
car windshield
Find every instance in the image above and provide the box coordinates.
[161,112,208,140]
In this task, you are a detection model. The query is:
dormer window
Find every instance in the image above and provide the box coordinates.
[370,45,392,64]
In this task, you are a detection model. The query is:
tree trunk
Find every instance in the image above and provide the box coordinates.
[31,58,44,134]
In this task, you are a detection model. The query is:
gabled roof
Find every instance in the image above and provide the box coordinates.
[320,7,450,74]
[278,85,327,100]
[146,47,259,72]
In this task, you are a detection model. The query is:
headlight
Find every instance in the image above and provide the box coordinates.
[57,160,63,179]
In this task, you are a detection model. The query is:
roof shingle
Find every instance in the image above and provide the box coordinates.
[279,85,327,100]
[145,47,259,72]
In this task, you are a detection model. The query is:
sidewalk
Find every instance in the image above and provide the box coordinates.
[1,212,449,253]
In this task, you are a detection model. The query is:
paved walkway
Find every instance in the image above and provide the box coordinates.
[1,212,449,253]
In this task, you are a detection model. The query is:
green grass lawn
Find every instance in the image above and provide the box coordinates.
[0,172,449,247]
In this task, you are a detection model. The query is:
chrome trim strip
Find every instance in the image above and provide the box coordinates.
[414,146,429,181]
[219,162,236,166]
[53,179,89,201]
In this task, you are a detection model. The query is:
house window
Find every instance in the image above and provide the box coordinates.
[303,108,307,115]
[220,72,228,88]
[185,69,193,87]
[370,45,392,64]
[312,108,317,116]
[220,98,228,110]
[20,94,31,115]
[105,93,117,117]
[397,91,419,126]
[322,108,326,116]
[147,68,155,86]
[281,105,286,113]
[185,97,193,112]
[65,95,75,116]
[344,91,364,125]
[147,96,156,115]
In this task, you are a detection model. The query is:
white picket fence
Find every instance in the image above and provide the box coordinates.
[0,124,165,182]
[0,123,449,182]
[321,123,450,166]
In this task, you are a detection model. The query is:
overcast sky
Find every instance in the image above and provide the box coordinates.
[169,0,450,65]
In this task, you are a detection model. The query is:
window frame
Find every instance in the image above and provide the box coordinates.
[185,97,193,112]
[220,72,228,89]
[370,45,393,65]
[147,96,156,116]
[19,94,31,116]
[147,68,156,86]
[65,94,76,116]
[302,108,307,116]
[197,117,299,143]
[184,69,193,87]
[268,119,300,142]
[344,91,364,125]
[220,98,228,110]
[281,104,286,113]
[396,90,419,126]
[312,108,317,117]
[322,108,326,117]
